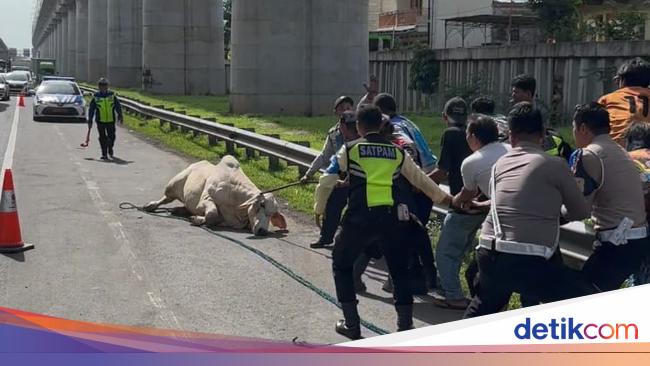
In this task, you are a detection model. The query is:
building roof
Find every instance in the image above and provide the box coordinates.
[373,25,417,33]
[0,38,7,52]
[442,14,538,26]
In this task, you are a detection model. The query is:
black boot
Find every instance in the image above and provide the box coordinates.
[353,253,371,294]
[423,265,438,292]
[382,276,394,293]
[335,301,362,340]
[396,304,414,332]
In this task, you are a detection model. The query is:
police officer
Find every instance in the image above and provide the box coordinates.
[86,78,123,160]
[510,74,573,162]
[464,102,596,318]
[314,105,452,339]
[572,102,650,291]
[303,96,354,248]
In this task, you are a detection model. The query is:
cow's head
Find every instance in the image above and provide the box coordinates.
[239,193,287,236]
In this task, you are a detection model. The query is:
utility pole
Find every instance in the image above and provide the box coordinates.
[428,0,434,49]
[507,0,513,45]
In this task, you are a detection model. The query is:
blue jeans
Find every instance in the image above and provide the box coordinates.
[435,211,486,300]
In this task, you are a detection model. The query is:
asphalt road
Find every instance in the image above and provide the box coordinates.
[0,97,463,344]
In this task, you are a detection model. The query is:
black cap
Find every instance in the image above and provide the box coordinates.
[340,110,357,125]
[444,97,468,125]
[98,77,109,86]
[334,96,354,110]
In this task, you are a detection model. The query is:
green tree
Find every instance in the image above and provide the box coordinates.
[603,12,646,40]
[529,0,583,42]
[408,48,439,95]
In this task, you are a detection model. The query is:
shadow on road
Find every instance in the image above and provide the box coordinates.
[109,157,134,165]
[0,102,9,113]
[413,302,465,324]
[82,157,134,165]
[33,118,87,124]
[2,252,26,263]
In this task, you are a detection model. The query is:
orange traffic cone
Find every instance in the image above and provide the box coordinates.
[0,170,34,253]
[18,94,25,107]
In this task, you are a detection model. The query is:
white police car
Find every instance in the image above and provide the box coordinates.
[33,77,87,122]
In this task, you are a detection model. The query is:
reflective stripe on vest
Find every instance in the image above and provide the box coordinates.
[543,135,563,157]
[347,142,404,208]
[96,95,115,123]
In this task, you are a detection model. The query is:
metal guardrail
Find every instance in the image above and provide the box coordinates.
[80,86,596,263]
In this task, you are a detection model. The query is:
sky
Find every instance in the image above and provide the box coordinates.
[0,0,36,50]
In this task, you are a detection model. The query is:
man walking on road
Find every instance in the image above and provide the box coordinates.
[86,78,123,161]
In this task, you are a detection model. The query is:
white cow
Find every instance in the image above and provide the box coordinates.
[144,156,287,236]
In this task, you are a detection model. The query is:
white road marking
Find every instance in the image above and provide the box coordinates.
[53,125,187,338]
[1,100,22,183]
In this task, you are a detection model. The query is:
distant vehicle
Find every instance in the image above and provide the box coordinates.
[0,60,8,73]
[4,71,32,94]
[33,79,86,122]
[0,74,10,101]
[11,65,30,72]
[32,58,56,85]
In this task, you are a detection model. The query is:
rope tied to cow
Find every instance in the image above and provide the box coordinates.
[259,179,318,195]
[118,199,390,338]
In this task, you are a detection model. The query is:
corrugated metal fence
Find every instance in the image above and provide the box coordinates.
[370,41,650,122]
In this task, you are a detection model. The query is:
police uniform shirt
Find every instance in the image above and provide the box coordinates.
[578,134,646,230]
[481,142,590,251]
[599,87,650,145]
[629,148,650,219]
[305,124,343,178]
[314,138,448,215]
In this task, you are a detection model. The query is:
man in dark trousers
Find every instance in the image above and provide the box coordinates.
[314,105,452,339]
[572,102,650,291]
[86,78,123,160]
[464,102,597,318]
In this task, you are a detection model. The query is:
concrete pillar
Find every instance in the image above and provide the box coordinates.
[75,0,89,81]
[230,0,369,115]
[67,3,77,77]
[61,11,69,76]
[142,0,225,95]
[57,20,64,74]
[88,0,108,82]
[107,0,142,88]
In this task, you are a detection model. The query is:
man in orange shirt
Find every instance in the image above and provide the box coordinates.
[599,58,650,147]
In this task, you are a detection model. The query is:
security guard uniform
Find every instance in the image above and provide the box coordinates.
[315,132,450,339]
[542,128,573,162]
[88,89,123,159]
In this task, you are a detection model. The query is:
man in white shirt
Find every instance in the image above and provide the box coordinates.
[433,114,509,309]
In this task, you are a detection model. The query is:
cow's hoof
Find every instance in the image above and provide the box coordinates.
[255,228,269,237]
[190,216,206,226]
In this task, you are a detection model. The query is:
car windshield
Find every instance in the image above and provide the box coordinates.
[5,72,28,81]
[38,82,80,95]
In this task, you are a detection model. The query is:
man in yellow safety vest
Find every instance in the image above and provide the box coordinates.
[86,78,123,161]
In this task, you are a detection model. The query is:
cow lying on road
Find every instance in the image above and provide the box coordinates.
[144,156,287,236]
